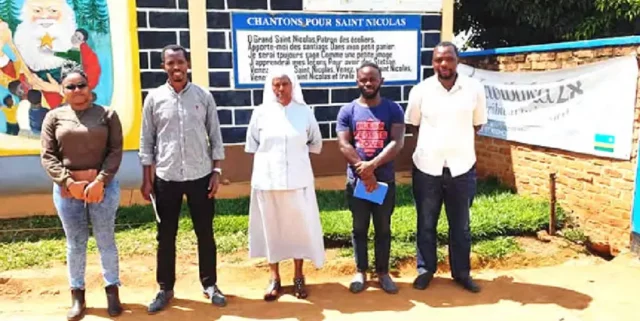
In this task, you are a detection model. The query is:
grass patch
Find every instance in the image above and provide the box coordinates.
[337,242,447,270]
[0,178,564,271]
[561,228,588,244]
[336,237,522,271]
[472,237,522,260]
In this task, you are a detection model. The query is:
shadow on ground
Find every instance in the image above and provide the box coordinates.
[77,276,591,321]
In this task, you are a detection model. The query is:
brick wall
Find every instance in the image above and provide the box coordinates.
[462,46,640,254]
[135,0,441,145]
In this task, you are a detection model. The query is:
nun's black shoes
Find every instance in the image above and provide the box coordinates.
[263,279,282,301]
[293,277,308,299]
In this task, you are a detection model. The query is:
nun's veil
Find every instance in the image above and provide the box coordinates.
[262,65,306,106]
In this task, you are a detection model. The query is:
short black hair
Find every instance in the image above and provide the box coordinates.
[75,28,89,41]
[8,80,21,94]
[357,61,382,76]
[27,90,42,104]
[3,94,13,105]
[161,44,189,63]
[435,41,459,58]
[61,64,88,82]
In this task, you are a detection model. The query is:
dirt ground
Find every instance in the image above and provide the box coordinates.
[1,237,640,321]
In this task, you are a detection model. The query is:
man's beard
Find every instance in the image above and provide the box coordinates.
[359,86,380,99]
[14,18,77,72]
[437,70,457,81]
[170,74,186,82]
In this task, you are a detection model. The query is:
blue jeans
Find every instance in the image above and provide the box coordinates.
[413,165,476,279]
[53,180,121,290]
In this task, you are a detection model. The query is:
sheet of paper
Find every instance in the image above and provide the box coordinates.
[149,194,161,223]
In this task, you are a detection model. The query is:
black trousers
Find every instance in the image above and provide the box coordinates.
[413,165,476,280]
[346,181,396,274]
[154,174,217,291]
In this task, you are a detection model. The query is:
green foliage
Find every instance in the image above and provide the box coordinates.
[70,0,87,30]
[562,228,589,244]
[0,0,21,33]
[337,241,446,270]
[320,191,565,246]
[91,0,110,34]
[216,231,249,254]
[472,237,522,260]
[0,181,565,271]
[73,0,110,34]
[455,0,640,49]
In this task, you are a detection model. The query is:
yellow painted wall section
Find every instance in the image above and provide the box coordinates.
[187,0,210,88]
[441,0,454,41]
[126,0,143,151]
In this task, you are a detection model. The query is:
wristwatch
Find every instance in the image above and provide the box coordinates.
[213,168,222,175]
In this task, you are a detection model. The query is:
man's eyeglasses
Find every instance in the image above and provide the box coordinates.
[65,83,88,91]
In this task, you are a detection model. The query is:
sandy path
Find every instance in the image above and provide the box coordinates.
[1,251,639,321]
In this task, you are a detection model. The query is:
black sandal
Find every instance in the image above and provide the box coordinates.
[293,277,308,299]
[263,279,281,301]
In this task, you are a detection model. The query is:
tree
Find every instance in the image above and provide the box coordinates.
[455,0,640,49]
[75,0,110,34]
[92,0,110,35]
[0,0,21,33]
[69,0,90,29]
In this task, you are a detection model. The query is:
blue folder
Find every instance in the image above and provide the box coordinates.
[353,179,389,205]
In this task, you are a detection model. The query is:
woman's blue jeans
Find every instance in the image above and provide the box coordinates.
[53,180,121,290]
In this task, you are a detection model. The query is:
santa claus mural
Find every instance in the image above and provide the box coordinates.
[0,0,101,110]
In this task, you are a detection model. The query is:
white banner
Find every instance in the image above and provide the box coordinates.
[458,55,639,160]
[231,13,422,88]
[303,0,442,12]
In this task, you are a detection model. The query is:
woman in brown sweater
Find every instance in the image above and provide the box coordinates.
[40,67,124,320]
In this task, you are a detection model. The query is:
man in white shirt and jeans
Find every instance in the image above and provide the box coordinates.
[404,42,487,293]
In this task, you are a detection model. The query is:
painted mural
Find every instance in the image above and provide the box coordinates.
[0,0,140,156]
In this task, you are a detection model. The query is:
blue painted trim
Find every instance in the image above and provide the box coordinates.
[231,12,422,31]
[232,16,240,92]
[230,12,425,89]
[460,36,640,58]
[416,26,423,81]
[631,138,640,234]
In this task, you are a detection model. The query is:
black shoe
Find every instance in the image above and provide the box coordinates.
[67,289,86,321]
[263,279,282,301]
[147,290,174,314]
[455,277,481,293]
[413,272,434,290]
[378,274,398,294]
[349,272,367,294]
[204,285,227,307]
[105,285,123,317]
[293,277,308,299]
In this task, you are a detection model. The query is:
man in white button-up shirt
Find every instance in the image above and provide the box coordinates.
[405,42,487,293]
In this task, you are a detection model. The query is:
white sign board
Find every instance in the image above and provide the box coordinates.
[303,0,442,12]
[231,13,422,88]
[458,55,639,160]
